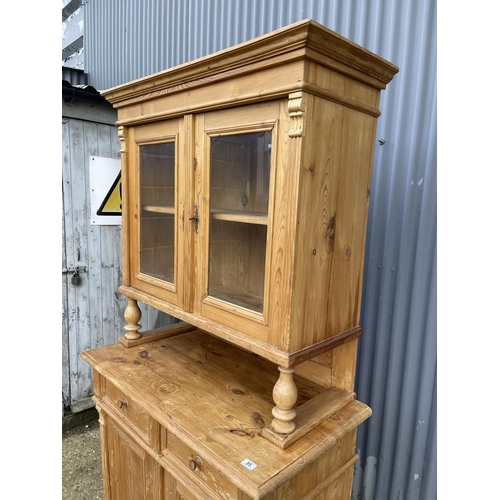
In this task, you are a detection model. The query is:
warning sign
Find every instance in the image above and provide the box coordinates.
[89,156,122,225]
[97,171,122,216]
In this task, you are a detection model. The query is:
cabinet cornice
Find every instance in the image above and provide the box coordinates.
[101,19,398,109]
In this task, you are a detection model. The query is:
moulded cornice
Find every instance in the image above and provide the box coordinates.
[101,19,398,107]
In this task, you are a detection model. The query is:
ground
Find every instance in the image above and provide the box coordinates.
[62,409,103,500]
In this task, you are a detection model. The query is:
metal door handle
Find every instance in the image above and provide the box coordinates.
[189,205,199,233]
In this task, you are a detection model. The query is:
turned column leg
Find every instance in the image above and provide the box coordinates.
[271,366,298,434]
[124,298,142,340]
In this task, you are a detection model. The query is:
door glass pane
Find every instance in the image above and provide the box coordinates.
[139,142,175,284]
[208,131,272,313]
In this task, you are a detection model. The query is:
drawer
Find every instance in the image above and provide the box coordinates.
[103,381,151,444]
[162,432,239,500]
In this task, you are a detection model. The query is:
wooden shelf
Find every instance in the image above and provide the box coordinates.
[143,205,175,214]
[208,284,263,313]
[211,209,268,225]
[141,207,267,223]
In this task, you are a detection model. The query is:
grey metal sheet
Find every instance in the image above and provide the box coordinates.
[82,2,437,498]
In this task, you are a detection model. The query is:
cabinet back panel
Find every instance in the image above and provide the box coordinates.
[208,219,267,313]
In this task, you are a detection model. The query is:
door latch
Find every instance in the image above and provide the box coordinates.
[189,205,199,234]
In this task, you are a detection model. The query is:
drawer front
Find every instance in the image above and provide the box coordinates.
[163,432,239,500]
[104,381,151,444]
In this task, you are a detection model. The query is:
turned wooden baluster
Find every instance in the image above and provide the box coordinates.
[124,298,142,340]
[271,366,298,434]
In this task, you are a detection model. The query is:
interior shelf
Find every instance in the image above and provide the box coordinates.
[211,209,268,225]
[141,207,267,223]
[208,284,264,313]
[143,205,175,214]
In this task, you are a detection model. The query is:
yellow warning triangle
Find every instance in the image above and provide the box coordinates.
[97,172,122,215]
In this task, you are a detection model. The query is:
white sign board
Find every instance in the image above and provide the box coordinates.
[89,156,122,225]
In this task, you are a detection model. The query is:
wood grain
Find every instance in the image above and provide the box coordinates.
[83,331,372,499]
[262,387,356,449]
[103,19,398,109]
[91,20,399,500]
[113,21,397,365]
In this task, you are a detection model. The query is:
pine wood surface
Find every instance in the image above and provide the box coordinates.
[127,120,186,309]
[82,328,371,498]
[103,410,162,500]
[117,89,383,362]
[90,20,399,498]
[102,19,398,116]
[109,20,398,368]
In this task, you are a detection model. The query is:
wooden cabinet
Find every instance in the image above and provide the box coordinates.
[83,19,398,500]
[83,326,373,500]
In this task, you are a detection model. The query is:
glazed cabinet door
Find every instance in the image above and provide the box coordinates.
[193,102,280,340]
[127,119,187,308]
[102,412,163,500]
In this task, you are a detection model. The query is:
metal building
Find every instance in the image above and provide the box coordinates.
[62,1,437,499]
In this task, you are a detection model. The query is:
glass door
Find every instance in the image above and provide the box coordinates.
[208,131,272,314]
[130,120,184,306]
[196,101,280,332]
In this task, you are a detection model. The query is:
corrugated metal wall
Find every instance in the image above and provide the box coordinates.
[84,1,437,499]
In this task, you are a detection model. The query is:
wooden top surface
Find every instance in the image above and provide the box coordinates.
[101,19,399,105]
[82,327,371,497]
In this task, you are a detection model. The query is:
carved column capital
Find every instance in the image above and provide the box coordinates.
[288,92,307,138]
[118,126,128,153]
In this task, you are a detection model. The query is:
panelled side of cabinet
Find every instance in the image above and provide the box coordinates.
[290,92,379,352]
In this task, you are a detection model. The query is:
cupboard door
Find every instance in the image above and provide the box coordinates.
[194,102,279,339]
[129,120,186,307]
[104,414,163,500]
[164,471,205,500]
